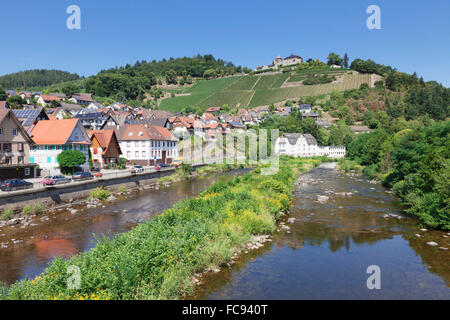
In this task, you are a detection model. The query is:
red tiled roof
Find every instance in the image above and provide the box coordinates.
[31,119,90,145]
[40,95,61,102]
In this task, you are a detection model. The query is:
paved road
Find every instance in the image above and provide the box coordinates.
[0,166,172,198]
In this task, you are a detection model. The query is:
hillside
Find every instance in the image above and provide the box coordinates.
[0,69,81,90]
[159,69,372,112]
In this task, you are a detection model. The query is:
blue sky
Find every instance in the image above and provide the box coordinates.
[2,0,450,86]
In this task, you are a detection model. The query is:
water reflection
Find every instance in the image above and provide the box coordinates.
[0,170,249,285]
[189,165,449,300]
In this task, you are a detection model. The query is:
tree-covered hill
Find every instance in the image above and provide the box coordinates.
[0,69,81,89]
[84,54,246,101]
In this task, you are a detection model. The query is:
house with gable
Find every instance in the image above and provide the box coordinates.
[29,119,92,175]
[87,130,122,169]
[0,109,38,179]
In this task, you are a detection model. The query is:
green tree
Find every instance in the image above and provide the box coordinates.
[327,52,343,66]
[342,53,349,68]
[0,87,7,101]
[57,150,86,174]
[165,69,178,84]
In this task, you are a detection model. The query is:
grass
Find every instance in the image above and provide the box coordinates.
[0,207,14,221]
[21,205,32,215]
[197,91,254,109]
[21,203,44,216]
[2,157,320,300]
[225,76,259,91]
[159,72,372,112]
[337,158,364,172]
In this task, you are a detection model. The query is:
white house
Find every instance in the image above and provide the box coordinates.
[29,119,92,175]
[115,124,178,166]
[275,133,345,159]
[37,95,61,107]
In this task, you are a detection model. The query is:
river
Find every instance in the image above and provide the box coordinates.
[0,169,249,285]
[1,164,448,299]
[188,163,450,299]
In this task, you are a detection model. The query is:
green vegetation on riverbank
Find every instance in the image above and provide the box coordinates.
[1,157,320,300]
[344,121,449,230]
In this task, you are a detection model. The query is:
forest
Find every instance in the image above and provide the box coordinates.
[0,69,81,89]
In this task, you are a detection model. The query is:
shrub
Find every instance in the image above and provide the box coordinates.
[21,205,32,215]
[0,208,14,221]
[32,203,44,215]
[117,186,128,194]
[89,187,111,200]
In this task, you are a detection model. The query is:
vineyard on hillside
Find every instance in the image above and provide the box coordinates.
[159,71,372,112]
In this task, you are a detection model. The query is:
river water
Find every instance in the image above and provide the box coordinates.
[189,163,450,299]
[1,164,449,299]
[0,170,249,285]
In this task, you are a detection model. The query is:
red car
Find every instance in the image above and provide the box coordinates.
[93,172,103,178]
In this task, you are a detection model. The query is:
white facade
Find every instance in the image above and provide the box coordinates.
[119,139,178,164]
[30,143,90,175]
[275,134,345,159]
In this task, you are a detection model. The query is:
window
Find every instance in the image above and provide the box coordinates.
[127,142,130,147]
[127,151,130,157]
[30,157,34,163]
[12,128,18,136]
[135,151,139,157]
[142,141,145,147]
[5,157,11,164]
[0,128,2,135]
[93,148,98,154]
[135,141,139,147]
[24,168,30,176]
[18,156,24,164]
[47,157,51,163]
[142,151,146,157]
[3,143,11,151]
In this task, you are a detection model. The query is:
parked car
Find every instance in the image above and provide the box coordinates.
[93,172,103,178]
[0,179,33,192]
[172,158,182,168]
[72,172,94,181]
[155,163,171,171]
[130,165,144,174]
[41,175,71,186]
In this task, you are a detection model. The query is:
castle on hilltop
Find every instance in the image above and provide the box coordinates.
[255,54,303,72]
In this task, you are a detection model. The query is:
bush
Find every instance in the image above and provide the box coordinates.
[117,186,128,194]
[89,187,111,200]
[21,205,32,215]
[32,203,44,215]
[0,208,14,221]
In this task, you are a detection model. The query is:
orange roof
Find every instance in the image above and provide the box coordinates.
[88,130,114,148]
[40,95,60,102]
[31,119,90,145]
